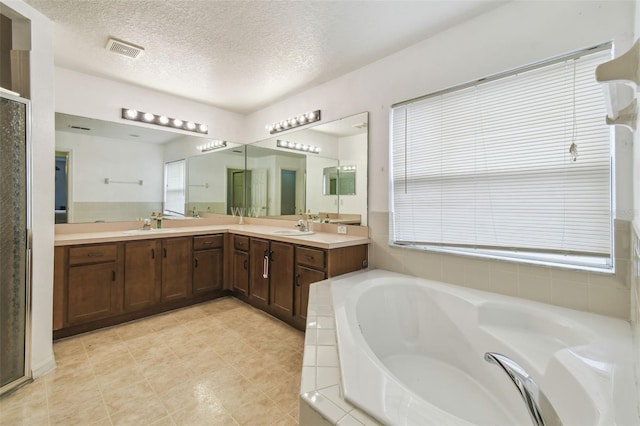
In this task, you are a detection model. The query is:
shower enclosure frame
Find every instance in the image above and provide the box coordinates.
[0,90,33,397]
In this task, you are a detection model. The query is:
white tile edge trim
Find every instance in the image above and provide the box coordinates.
[299,281,382,426]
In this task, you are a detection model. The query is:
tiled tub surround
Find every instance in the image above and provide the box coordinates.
[300,279,381,426]
[370,212,632,320]
[301,270,638,425]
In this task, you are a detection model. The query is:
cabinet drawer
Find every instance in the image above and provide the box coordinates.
[193,234,223,250]
[69,244,118,265]
[234,235,249,251]
[296,246,326,270]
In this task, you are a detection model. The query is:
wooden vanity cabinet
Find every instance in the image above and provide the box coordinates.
[161,237,193,302]
[292,244,368,329]
[192,234,223,294]
[124,239,161,312]
[65,243,124,325]
[248,238,295,318]
[232,235,250,296]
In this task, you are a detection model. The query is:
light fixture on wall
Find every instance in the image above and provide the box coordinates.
[276,139,321,154]
[340,165,356,172]
[197,140,227,152]
[266,110,321,134]
[121,108,208,134]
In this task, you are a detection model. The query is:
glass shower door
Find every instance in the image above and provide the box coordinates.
[0,92,31,395]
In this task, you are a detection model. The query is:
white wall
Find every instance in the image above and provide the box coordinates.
[338,133,367,224]
[56,131,164,203]
[3,0,56,378]
[245,0,636,319]
[55,67,246,144]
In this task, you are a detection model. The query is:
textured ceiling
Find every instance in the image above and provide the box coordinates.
[26,0,504,114]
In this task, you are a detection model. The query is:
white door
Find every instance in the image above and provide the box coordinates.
[250,168,268,217]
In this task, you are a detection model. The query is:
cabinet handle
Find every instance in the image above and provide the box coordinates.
[163,248,167,258]
[295,274,301,287]
[304,254,314,261]
[88,252,104,258]
[203,241,213,245]
[151,248,155,259]
[243,259,248,270]
[112,270,116,281]
[194,258,198,268]
[263,255,269,279]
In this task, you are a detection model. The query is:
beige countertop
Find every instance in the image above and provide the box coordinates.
[54,224,370,250]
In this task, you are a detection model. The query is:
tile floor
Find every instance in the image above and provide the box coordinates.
[0,297,304,426]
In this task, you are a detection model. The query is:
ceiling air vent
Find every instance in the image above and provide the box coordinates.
[106,37,144,59]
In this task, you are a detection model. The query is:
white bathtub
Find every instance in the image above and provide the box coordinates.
[331,269,638,425]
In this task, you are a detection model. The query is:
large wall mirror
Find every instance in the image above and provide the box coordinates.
[54,111,367,226]
[54,112,244,223]
[248,111,368,225]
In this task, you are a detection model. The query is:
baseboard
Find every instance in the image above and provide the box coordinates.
[31,355,56,379]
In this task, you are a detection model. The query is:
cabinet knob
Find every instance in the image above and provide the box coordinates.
[194,258,198,268]
[243,259,248,270]
[295,274,301,287]
[151,248,155,259]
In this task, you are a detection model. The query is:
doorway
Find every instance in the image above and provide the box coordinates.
[55,151,69,223]
[280,169,296,215]
[227,168,247,215]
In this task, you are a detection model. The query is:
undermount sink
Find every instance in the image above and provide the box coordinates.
[122,228,177,235]
[271,229,315,236]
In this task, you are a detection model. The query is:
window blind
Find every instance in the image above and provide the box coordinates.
[390,46,613,268]
[164,159,185,215]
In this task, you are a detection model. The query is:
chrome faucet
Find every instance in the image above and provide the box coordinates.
[296,219,309,232]
[484,352,562,426]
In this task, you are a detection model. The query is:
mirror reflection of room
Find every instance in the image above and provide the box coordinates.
[54,111,368,226]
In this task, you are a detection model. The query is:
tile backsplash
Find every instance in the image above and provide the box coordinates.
[370,211,631,320]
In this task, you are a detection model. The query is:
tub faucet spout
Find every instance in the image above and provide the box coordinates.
[484,352,562,426]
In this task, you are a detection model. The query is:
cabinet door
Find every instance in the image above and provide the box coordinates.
[67,262,118,325]
[295,265,326,321]
[161,237,193,302]
[249,238,269,306]
[269,242,294,316]
[232,250,249,296]
[193,248,223,294]
[124,240,161,311]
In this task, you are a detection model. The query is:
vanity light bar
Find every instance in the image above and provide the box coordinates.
[340,165,356,171]
[266,110,321,134]
[276,139,321,154]
[197,140,227,152]
[121,108,208,134]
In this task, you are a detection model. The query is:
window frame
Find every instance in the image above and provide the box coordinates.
[388,43,615,273]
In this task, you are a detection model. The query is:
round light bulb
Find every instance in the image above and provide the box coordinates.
[290,118,298,126]
[143,112,154,122]
[199,124,208,133]
[173,119,183,128]
[186,121,196,130]
[306,111,316,120]
[125,109,138,119]
[298,114,307,123]
[294,143,301,150]
[158,116,169,125]
[302,144,309,151]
